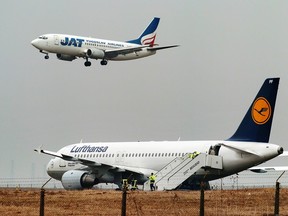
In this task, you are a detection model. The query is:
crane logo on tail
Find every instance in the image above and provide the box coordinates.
[252,97,271,125]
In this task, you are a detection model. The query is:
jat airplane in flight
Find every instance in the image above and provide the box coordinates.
[31,17,178,67]
[35,78,285,190]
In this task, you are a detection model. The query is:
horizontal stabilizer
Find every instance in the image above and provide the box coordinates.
[221,143,260,156]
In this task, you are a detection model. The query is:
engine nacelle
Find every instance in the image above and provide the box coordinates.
[61,170,98,190]
[56,53,76,61]
[86,48,105,59]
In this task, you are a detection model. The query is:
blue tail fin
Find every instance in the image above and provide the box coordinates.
[127,17,160,46]
[228,78,280,143]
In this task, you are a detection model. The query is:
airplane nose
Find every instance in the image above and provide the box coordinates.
[46,159,54,177]
[46,159,54,170]
[31,39,38,48]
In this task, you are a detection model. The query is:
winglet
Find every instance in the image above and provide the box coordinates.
[34,145,43,154]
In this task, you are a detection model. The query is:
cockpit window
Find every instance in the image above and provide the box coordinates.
[38,36,48,40]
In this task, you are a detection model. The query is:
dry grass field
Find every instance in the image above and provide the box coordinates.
[0,188,288,215]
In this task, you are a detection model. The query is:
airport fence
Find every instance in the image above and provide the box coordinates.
[23,186,288,215]
[0,177,62,189]
[1,185,288,215]
[1,171,288,215]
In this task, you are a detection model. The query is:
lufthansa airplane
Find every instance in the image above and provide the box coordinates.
[35,78,284,190]
[31,17,178,67]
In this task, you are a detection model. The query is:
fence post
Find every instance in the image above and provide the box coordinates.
[274,171,285,216]
[40,189,45,216]
[274,181,280,216]
[39,178,52,216]
[200,182,205,216]
[121,181,128,216]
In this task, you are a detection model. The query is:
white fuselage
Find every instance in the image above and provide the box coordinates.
[31,34,156,61]
[47,140,282,184]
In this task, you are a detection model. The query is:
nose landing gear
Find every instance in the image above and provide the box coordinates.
[40,50,49,59]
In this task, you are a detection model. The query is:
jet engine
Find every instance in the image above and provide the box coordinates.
[56,54,76,61]
[86,48,105,59]
[61,170,98,190]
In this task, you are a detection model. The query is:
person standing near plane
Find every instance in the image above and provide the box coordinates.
[131,179,138,191]
[149,173,156,191]
[189,151,200,159]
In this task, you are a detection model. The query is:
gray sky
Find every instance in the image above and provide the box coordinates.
[1,0,288,179]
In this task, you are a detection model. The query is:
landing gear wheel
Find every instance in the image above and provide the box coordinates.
[44,55,49,59]
[100,60,107,65]
[84,61,91,67]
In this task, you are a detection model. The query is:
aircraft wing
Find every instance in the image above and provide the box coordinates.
[104,45,149,58]
[147,45,179,51]
[34,147,149,175]
[104,44,179,59]
[34,148,102,166]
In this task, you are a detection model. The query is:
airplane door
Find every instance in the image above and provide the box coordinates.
[54,35,59,45]
[209,144,221,156]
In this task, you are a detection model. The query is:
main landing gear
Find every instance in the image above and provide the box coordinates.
[100,60,108,65]
[84,60,91,67]
[84,58,108,67]
[84,57,91,67]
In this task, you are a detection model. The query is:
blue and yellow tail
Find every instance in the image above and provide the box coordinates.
[228,78,280,143]
[127,17,160,46]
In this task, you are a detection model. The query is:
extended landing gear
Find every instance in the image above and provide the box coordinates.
[84,61,91,67]
[84,57,91,67]
[100,59,108,65]
[83,58,107,67]
[40,50,49,59]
